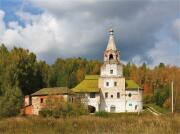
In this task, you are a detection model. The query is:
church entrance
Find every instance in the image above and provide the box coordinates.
[110,105,116,112]
[88,105,96,113]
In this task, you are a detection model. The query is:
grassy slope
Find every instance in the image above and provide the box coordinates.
[146,103,171,114]
[0,113,179,134]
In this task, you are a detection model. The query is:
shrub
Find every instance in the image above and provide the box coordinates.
[154,87,170,107]
[39,97,88,118]
[143,93,154,104]
[39,109,53,117]
[95,111,108,117]
[163,98,171,109]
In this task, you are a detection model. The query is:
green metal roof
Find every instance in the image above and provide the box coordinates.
[72,75,141,92]
[125,80,140,90]
[31,87,73,96]
[72,75,100,93]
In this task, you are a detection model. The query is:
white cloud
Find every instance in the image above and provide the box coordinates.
[147,38,180,67]
[0,10,106,62]
[0,10,5,39]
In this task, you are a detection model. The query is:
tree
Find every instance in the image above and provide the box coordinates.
[154,86,170,107]
[0,85,23,117]
[123,62,131,78]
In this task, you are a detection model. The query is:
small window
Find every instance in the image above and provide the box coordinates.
[117,92,120,98]
[40,98,43,103]
[111,95,113,98]
[106,82,109,87]
[135,105,137,110]
[129,103,132,106]
[110,105,116,112]
[90,93,95,98]
[128,93,132,97]
[105,92,108,98]
[114,82,117,86]
[110,69,113,74]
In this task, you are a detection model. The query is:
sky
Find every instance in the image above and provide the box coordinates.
[0,0,179,67]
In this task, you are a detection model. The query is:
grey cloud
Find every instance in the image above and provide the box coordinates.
[2,0,179,66]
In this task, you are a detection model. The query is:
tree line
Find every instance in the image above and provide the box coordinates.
[0,44,179,117]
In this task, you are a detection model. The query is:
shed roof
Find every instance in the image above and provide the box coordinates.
[31,87,73,96]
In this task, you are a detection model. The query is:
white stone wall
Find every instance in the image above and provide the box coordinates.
[98,76,143,113]
[24,95,30,106]
[81,93,100,112]
[32,96,41,115]
[125,90,143,112]
[99,91,143,113]
[101,64,123,77]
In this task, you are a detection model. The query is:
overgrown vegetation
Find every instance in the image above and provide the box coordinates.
[0,113,179,134]
[95,111,109,117]
[39,97,87,118]
[146,103,170,114]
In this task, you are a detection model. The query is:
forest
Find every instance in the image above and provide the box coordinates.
[0,44,180,117]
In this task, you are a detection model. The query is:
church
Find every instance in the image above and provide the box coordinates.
[22,28,143,115]
[72,29,143,113]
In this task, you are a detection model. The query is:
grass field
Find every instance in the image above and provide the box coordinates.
[0,112,179,134]
[146,103,171,114]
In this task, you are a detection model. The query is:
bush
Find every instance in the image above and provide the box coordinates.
[39,97,88,118]
[143,93,154,104]
[163,98,171,109]
[154,87,170,107]
[95,111,108,117]
[39,109,53,117]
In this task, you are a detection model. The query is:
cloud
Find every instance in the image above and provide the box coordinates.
[0,10,5,38]
[0,0,179,66]
[147,38,180,67]
[172,18,180,42]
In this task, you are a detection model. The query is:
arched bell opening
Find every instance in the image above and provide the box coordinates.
[109,54,113,60]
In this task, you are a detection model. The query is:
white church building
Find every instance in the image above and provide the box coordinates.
[72,29,143,113]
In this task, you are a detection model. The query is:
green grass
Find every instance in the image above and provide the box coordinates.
[0,113,179,134]
[146,103,171,114]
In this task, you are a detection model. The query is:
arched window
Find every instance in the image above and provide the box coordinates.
[109,54,113,60]
[110,105,116,112]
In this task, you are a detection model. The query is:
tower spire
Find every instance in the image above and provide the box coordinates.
[106,28,117,51]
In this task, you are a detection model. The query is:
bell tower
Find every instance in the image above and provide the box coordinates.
[101,28,123,77]
[98,28,125,112]
[104,28,120,64]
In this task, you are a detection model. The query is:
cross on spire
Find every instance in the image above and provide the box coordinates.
[106,28,117,51]
[109,28,114,35]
